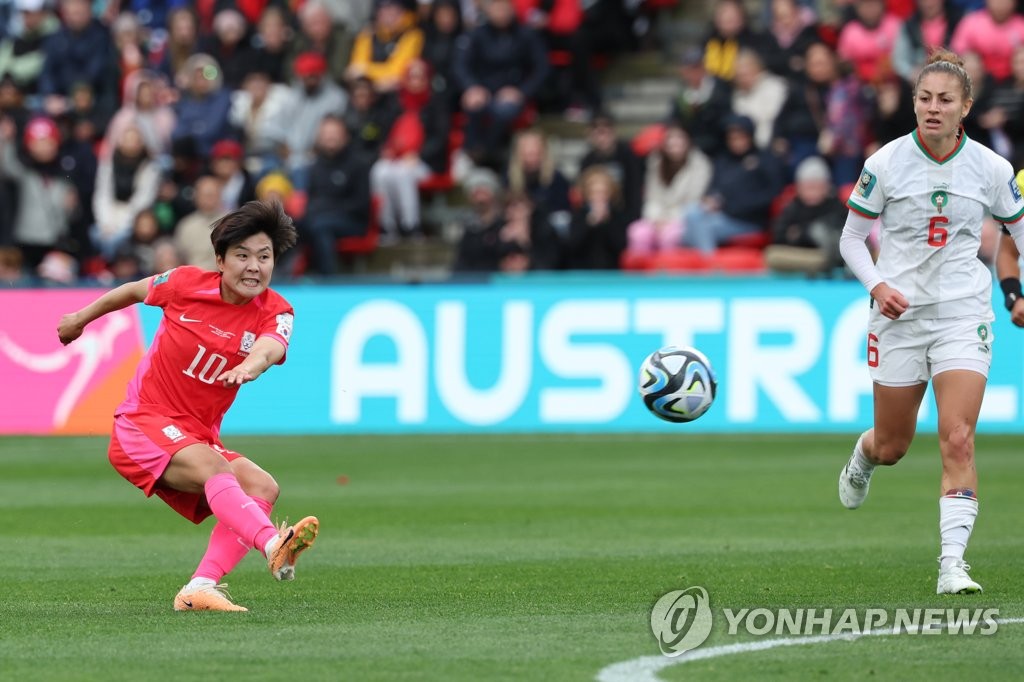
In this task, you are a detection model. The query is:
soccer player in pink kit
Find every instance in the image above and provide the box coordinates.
[57,201,318,612]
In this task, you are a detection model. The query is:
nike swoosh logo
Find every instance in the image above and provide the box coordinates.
[179,314,201,323]
[183,600,193,608]
[241,502,256,509]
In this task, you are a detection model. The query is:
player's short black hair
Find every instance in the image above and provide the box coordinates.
[210,200,298,261]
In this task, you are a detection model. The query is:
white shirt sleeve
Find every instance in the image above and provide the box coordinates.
[839,211,883,294]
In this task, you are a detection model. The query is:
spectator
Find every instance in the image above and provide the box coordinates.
[0,115,78,269]
[515,0,600,118]
[730,47,789,149]
[453,167,505,272]
[762,0,820,79]
[0,0,58,96]
[370,58,450,241]
[255,170,293,205]
[104,0,187,36]
[668,46,732,158]
[266,51,347,188]
[171,53,232,158]
[300,115,371,275]
[986,46,1024,166]
[38,0,117,122]
[247,6,291,84]
[156,6,199,82]
[35,248,76,283]
[0,244,24,282]
[111,11,147,99]
[65,81,107,146]
[104,70,175,163]
[836,0,902,84]
[201,9,251,89]
[892,0,962,83]
[172,174,224,270]
[701,0,766,82]
[420,0,463,110]
[150,234,182,273]
[577,111,642,222]
[866,72,915,155]
[0,74,29,132]
[495,190,562,270]
[961,49,1001,153]
[950,0,1024,82]
[505,128,571,236]
[121,208,161,275]
[207,138,256,210]
[764,155,847,274]
[229,69,290,175]
[579,0,636,62]
[626,123,712,256]
[453,0,549,167]
[565,166,627,269]
[92,123,160,259]
[346,0,424,94]
[681,114,785,254]
[319,0,374,37]
[106,239,143,281]
[342,75,399,164]
[816,49,871,186]
[290,0,352,85]
[772,41,846,177]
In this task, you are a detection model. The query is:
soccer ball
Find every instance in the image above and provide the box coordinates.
[638,346,717,423]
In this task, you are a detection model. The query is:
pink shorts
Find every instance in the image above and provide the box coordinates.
[108,409,244,524]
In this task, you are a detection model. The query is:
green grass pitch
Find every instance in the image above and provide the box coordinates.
[1,433,1022,681]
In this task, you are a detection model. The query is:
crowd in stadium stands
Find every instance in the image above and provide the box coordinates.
[0,0,1020,282]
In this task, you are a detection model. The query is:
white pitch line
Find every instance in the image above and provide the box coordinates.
[596,617,1024,682]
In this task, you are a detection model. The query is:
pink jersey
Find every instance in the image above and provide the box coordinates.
[116,266,294,439]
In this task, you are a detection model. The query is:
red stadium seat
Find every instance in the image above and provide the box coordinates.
[708,247,766,273]
[723,231,771,249]
[336,195,381,258]
[620,249,655,271]
[649,248,710,272]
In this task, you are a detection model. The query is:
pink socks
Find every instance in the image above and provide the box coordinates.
[194,473,279,581]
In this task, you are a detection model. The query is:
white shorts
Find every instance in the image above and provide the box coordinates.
[867,311,994,386]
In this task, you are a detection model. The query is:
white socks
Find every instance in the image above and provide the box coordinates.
[939,494,978,570]
[849,435,876,477]
[183,577,216,592]
[263,534,281,558]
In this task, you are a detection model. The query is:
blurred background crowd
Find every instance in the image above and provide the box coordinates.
[0,0,1020,284]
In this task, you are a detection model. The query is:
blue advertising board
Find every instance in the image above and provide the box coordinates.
[133,275,1024,434]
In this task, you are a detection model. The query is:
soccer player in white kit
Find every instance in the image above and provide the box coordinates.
[837,49,1024,594]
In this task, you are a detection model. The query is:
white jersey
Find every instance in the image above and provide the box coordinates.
[847,130,1024,319]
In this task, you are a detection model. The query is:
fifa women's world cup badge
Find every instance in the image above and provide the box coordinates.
[931,190,948,214]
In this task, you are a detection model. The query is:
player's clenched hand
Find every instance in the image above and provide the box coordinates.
[217,367,256,388]
[1011,298,1024,328]
[57,313,85,345]
[870,282,909,320]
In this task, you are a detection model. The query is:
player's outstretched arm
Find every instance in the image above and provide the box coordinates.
[57,277,151,346]
[216,336,286,388]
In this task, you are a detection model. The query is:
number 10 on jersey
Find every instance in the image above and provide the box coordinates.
[183,344,229,384]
